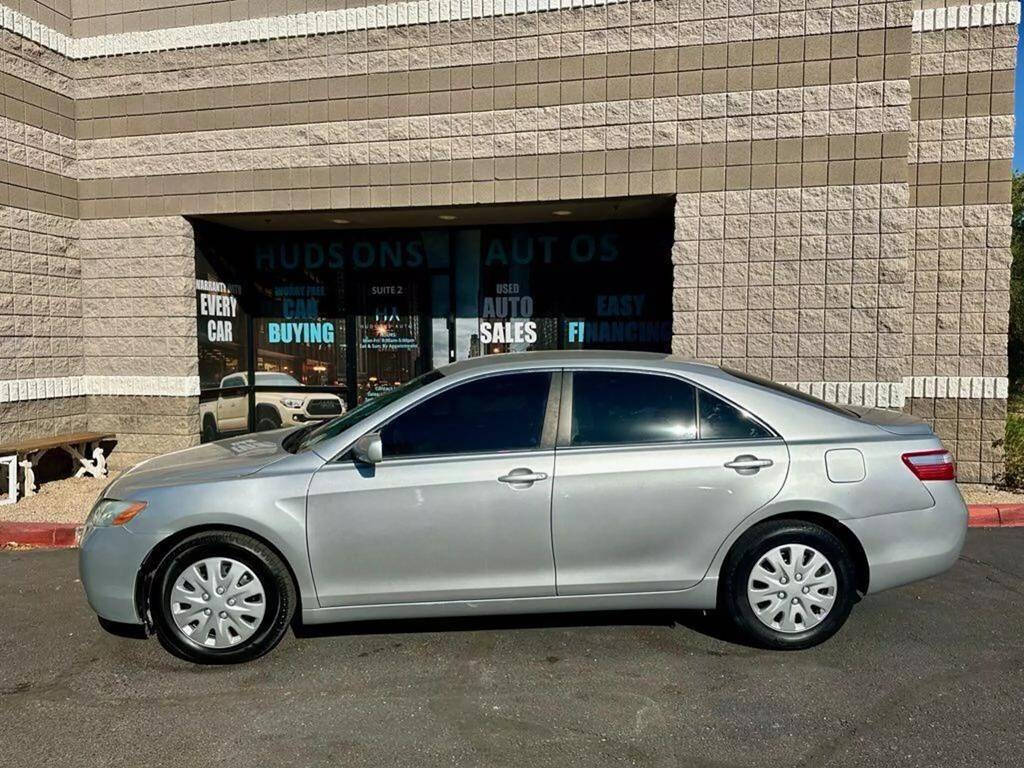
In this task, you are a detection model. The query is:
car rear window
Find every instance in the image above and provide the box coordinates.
[723,367,861,419]
[698,389,774,440]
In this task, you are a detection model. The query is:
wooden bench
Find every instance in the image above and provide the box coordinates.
[0,432,115,500]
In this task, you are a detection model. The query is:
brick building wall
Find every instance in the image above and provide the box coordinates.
[907,1,1016,482]
[0,0,1018,480]
[75,216,198,467]
[1,26,84,445]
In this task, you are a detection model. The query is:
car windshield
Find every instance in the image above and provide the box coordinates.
[287,370,445,453]
[723,367,861,419]
[255,372,302,387]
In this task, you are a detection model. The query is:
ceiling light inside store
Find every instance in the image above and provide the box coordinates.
[552,209,572,216]
[438,214,457,221]
[330,218,350,224]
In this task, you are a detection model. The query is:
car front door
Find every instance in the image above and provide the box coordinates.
[306,371,560,607]
[552,370,789,595]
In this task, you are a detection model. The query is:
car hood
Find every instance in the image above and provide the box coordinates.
[104,430,294,498]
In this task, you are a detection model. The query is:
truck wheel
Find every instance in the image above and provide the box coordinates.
[255,406,282,432]
[202,415,218,443]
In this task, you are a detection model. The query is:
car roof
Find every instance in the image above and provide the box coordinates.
[440,350,721,376]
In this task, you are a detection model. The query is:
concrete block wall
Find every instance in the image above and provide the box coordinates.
[5,0,70,35]
[74,216,199,466]
[907,6,1016,482]
[0,0,1017,482]
[1,26,84,445]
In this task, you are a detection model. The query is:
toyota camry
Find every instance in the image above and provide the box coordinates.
[80,351,967,663]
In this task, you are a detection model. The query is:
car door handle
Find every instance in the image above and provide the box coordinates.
[497,468,548,486]
[724,455,774,474]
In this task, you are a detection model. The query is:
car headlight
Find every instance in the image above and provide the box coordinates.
[279,397,305,409]
[86,499,147,527]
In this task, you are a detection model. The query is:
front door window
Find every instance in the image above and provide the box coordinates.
[379,373,552,458]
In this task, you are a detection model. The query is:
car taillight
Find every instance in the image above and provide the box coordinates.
[902,449,956,481]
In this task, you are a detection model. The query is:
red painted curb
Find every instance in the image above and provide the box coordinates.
[996,505,1024,527]
[967,505,1001,527]
[967,503,1024,528]
[0,522,82,549]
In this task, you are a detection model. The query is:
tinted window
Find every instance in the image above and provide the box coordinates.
[294,370,443,453]
[723,367,860,419]
[699,390,773,440]
[222,375,244,388]
[570,372,697,446]
[381,372,551,457]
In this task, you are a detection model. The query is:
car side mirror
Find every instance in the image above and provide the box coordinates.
[352,433,383,464]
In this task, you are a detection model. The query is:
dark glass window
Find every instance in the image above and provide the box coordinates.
[723,367,860,419]
[381,373,551,457]
[570,372,697,446]
[698,390,773,440]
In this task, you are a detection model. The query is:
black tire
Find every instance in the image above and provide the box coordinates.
[255,407,281,432]
[150,531,297,664]
[202,416,218,443]
[720,520,856,650]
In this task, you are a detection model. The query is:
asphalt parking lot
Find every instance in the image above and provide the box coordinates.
[1,530,1022,768]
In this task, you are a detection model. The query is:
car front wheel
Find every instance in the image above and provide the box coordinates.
[720,520,856,650]
[150,531,296,664]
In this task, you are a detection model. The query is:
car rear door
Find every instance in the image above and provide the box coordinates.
[306,370,561,607]
[551,369,789,595]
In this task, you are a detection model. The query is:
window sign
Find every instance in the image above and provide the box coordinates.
[355,280,424,402]
[195,246,248,391]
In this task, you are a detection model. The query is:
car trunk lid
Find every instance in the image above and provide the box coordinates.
[845,406,935,436]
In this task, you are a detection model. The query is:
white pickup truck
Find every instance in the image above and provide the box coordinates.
[200,372,346,442]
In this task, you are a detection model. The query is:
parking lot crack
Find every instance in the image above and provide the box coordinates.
[957,554,1024,594]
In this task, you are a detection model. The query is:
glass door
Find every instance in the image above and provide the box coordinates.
[352,276,429,405]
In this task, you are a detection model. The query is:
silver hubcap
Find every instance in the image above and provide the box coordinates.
[170,557,266,648]
[747,544,838,633]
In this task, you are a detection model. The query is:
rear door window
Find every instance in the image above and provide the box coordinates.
[570,371,697,446]
[698,390,773,440]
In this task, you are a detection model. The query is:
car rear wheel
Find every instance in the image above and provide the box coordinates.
[150,531,296,664]
[720,520,856,650]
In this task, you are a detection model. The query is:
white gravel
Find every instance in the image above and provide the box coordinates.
[958,484,1024,506]
[0,472,121,524]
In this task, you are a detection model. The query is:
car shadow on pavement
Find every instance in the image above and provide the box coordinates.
[292,608,741,645]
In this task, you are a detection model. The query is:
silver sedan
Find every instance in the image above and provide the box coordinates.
[80,351,967,664]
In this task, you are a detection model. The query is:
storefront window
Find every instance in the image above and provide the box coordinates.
[196,247,248,391]
[194,214,671,442]
[354,278,424,401]
[254,318,346,388]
